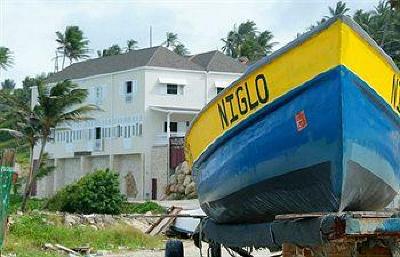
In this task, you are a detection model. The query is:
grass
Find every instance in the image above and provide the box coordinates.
[4,214,164,257]
[122,201,165,214]
[9,195,47,214]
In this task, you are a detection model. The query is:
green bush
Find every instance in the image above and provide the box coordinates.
[122,201,165,214]
[47,169,125,214]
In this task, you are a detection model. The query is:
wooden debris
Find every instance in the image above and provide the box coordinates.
[72,246,91,254]
[146,206,182,236]
[54,244,79,255]
[43,243,57,251]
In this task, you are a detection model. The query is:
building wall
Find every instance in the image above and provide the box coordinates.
[150,145,168,200]
[35,66,242,200]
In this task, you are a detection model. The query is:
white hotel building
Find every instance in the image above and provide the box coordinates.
[34,46,246,200]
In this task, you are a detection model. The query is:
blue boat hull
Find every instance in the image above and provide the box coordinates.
[194,66,400,224]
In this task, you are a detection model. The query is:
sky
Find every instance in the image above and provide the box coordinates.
[0,0,380,87]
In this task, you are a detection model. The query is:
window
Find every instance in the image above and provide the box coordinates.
[167,84,178,95]
[139,124,143,135]
[94,86,103,105]
[95,127,102,140]
[126,81,133,94]
[124,80,137,103]
[216,87,224,94]
[164,121,178,133]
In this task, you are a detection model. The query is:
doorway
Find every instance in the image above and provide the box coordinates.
[151,178,157,200]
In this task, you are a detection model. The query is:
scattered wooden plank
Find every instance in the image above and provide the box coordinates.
[54,244,79,255]
[146,207,183,236]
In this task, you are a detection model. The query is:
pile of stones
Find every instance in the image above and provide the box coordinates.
[166,161,197,200]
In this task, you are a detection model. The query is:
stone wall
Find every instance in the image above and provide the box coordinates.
[166,161,196,199]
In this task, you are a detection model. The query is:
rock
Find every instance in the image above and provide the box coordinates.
[185,182,196,195]
[175,164,182,175]
[96,250,111,256]
[177,174,185,184]
[16,211,23,216]
[103,215,114,225]
[181,161,191,175]
[94,215,104,224]
[64,214,77,226]
[168,193,178,200]
[169,174,177,185]
[183,175,192,186]
[84,215,96,225]
[188,191,198,199]
[177,185,185,193]
[89,224,98,231]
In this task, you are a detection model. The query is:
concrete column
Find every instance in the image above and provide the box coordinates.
[166,112,171,182]
[80,156,85,176]
[109,154,114,170]
[52,158,58,194]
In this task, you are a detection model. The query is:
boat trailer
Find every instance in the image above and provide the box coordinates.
[165,211,400,257]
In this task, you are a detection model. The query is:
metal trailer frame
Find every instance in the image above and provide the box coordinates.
[184,211,400,257]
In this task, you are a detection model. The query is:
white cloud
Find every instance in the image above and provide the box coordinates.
[0,0,379,87]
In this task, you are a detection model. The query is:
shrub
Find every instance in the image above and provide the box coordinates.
[47,169,125,214]
[122,201,165,214]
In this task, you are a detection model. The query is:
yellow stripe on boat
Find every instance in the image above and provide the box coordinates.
[185,16,400,167]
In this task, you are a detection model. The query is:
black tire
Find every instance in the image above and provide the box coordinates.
[165,239,184,257]
[210,242,222,257]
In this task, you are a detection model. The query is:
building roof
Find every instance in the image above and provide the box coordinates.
[189,50,247,73]
[47,47,246,83]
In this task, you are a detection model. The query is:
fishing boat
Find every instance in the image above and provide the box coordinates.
[185,15,400,224]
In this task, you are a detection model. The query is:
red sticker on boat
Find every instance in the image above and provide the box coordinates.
[295,111,307,131]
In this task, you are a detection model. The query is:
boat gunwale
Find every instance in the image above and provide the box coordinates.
[185,15,400,163]
[192,66,400,170]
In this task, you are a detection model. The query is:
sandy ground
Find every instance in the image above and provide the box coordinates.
[105,240,276,257]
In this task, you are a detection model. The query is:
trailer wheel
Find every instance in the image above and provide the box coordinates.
[165,239,184,257]
[210,242,221,257]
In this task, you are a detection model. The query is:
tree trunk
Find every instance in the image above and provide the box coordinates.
[62,50,66,70]
[21,145,34,212]
[21,136,47,212]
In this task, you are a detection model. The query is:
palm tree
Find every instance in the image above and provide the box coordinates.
[173,44,190,56]
[1,79,16,90]
[97,44,122,57]
[352,1,400,66]
[0,47,14,70]
[126,39,138,52]
[309,1,350,30]
[163,32,179,48]
[326,1,350,18]
[222,31,238,58]
[0,89,41,210]
[56,26,90,69]
[222,21,277,61]
[257,31,278,56]
[1,80,96,210]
